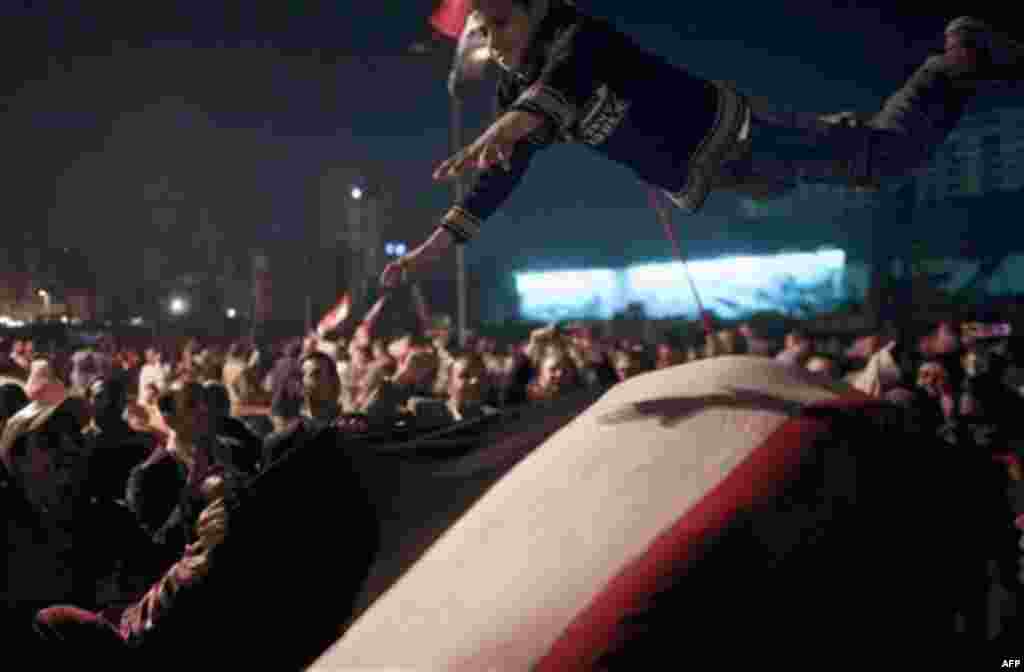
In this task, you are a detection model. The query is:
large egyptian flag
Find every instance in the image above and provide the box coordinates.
[70,357,977,669]
[310,356,970,669]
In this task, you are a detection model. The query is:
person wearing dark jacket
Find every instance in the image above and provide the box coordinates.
[126,382,248,569]
[381,4,1021,289]
[82,378,156,505]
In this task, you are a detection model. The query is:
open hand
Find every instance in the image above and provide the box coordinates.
[434,130,514,181]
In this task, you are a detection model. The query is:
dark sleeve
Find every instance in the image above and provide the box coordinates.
[126,461,181,538]
[441,77,555,243]
[507,19,601,137]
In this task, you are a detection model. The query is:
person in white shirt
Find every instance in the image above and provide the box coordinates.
[138,347,169,402]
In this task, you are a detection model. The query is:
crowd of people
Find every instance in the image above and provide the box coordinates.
[3,289,1024,661]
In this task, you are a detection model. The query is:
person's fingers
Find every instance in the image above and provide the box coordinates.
[433,158,454,180]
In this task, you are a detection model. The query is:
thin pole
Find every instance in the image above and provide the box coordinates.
[451,92,469,348]
[648,187,707,319]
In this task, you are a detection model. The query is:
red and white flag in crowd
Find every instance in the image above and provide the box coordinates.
[317,292,352,337]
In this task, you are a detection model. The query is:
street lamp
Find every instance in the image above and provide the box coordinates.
[169,296,189,316]
[226,307,238,319]
[350,186,363,201]
[385,242,408,257]
[37,289,51,319]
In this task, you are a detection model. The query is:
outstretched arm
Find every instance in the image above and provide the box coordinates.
[380,134,546,287]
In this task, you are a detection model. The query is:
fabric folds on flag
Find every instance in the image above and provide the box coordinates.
[317,293,352,337]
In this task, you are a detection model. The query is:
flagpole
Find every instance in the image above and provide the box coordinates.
[450,74,469,349]
[647,186,712,333]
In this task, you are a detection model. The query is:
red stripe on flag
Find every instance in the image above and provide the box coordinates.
[317,293,351,336]
[534,396,875,670]
[429,0,471,39]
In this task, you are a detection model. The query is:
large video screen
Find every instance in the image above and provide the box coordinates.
[514,269,622,322]
[626,249,846,319]
[514,249,847,321]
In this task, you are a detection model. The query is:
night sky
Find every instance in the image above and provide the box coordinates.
[1,1,1016,282]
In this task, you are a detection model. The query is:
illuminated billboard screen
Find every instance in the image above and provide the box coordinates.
[626,249,847,319]
[514,269,623,322]
[514,250,847,321]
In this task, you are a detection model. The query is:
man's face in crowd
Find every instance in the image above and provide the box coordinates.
[805,356,835,377]
[302,357,340,405]
[449,358,487,406]
[916,363,949,398]
[614,353,642,382]
[400,349,438,388]
[538,354,571,392]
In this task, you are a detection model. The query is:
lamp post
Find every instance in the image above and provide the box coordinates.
[37,289,51,320]
[410,35,491,348]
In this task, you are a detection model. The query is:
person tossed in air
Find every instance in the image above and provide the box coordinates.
[381,1,1022,288]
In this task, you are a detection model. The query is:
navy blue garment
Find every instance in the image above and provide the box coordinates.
[441,0,721,242]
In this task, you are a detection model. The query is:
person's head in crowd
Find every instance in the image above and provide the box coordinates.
[447,353,489,408]
[612,349,645,382]
[962,329,1012,381]
[388,334,414,362]
[702,330,729,358]
[348,340,374,370]
[203,382,232,422]
[301,352,342,414]
[269,373,303,433]
[123,402,159,435]
[88,377,129,431]
[157,380,211,445]
[919,321,960,357]
[805,355,837,378]
[775,330,812,366]
[141,381,161,408]
[534,347,577,399]
[655,342,685,370]
[227,341,249,362]
[784,330,811,353]
[26,358,67,405]
[0,383,29,434]
[144,346,161,366]
[845,333,882,363]
[476,336,498,356]
[282,339,303,361]
[235,364,270,407]
[70,350,101,394]
[428,320,453,352]
[916,360,952,399]
[0,397,88,515]
[395,346,440,391]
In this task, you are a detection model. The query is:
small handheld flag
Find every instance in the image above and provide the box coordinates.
[317,293,352,337]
